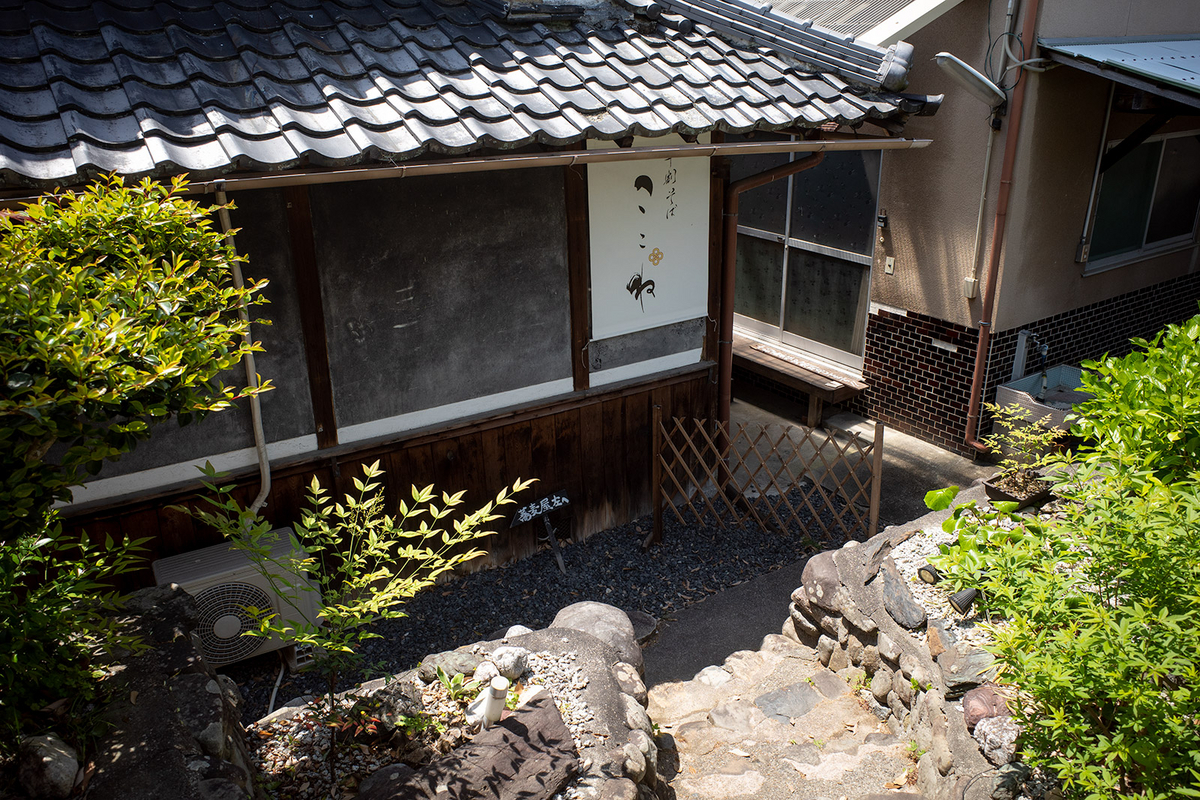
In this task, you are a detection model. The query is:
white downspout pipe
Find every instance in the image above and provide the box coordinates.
[215,185,271,515]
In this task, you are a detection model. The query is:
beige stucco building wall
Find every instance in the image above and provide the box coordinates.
[873,0,1200,332]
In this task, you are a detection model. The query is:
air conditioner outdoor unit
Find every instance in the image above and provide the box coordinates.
[151,529,320,668]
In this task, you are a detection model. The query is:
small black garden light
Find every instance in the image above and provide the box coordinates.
[917,563,942,584]
[949,587,979,615]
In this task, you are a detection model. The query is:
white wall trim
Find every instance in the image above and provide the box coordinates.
[63,434,319,508]
[337,378,575,446]
[64,378,576,509]
[869,301,908,317]
[590,349,703,387]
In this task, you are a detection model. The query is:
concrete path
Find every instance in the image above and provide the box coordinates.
[650,634,922,800]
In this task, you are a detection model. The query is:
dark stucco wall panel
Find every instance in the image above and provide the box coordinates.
[311,168,572,429]
[588,317,705,372]
[93,188,316,478]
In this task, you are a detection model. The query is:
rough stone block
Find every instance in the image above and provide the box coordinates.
[816,635,836,666]
[552,602,642,674]
[358,696,577,800]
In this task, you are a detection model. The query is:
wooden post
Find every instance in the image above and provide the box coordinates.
[284,185,339,449]
[647,404,664,549]
[564,162,591,392]
[868,421,884,537]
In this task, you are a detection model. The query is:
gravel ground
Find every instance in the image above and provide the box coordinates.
[224,487,868,723]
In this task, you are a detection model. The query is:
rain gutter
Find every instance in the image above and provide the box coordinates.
[963,0,1042,452]
[168,138,932,195]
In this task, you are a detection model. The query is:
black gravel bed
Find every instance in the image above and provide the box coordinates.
[223,487,870,723]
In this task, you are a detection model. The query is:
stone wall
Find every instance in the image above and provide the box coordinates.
[784,531,1028,800]
[90,585,256,800]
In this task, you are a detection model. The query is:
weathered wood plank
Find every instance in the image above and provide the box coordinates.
[283,185,338,448]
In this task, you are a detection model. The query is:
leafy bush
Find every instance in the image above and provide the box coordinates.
[0,174,267,755]
[1072,313,1200,487]
[926,312,1200,798]
[990,477,1200,798]
[189,460,531,790]
[0,522,147,757]
[0,174,268,540]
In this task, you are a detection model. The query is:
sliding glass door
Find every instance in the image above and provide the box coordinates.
[731,134,880,371]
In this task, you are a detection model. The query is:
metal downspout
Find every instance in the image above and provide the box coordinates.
[717,151,827,429]
[215,187,272,514]
[963,0,1043,452]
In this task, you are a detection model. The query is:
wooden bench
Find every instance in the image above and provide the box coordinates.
[732,332,867,426]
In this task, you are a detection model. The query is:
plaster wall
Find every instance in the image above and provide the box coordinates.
[874,0,1200,332]
[995,66,1200,330]
[871,0,999,329]
[1037,0,1200,38]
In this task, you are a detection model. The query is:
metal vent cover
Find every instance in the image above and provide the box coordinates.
[194,581,274,666]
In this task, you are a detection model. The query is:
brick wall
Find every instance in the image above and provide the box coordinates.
[983,271,1200,403]
[851,271,1200,456]
[849,309,981,456]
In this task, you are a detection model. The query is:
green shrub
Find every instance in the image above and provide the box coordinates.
[1072,313,1200,487]
[924,312,1200,798]
[189,460,531,791]
[0,521,147,757]
[989,477,1200,798]
[0,174,267,541]
[0,174,266,755]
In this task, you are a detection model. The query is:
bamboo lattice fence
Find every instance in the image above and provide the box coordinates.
[648,405,883,546]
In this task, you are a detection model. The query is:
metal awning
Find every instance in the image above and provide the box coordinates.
[1040,35,1200,110]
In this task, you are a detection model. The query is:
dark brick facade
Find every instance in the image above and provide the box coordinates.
[852,271,1200,456]
[982,271,1200,406]
[733,272,1200,458]
[850,309,981,456]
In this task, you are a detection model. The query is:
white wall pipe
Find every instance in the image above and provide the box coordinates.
[215,186,272,515]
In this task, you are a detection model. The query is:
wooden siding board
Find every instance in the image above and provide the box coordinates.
[63,373,713,579]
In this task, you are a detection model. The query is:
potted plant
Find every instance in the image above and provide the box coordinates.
[981,402,1062,509]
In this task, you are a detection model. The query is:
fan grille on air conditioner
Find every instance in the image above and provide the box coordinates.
[194,581,274,666]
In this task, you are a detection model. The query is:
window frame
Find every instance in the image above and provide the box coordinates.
[1082,128,1200,275]
[731,147,881,372]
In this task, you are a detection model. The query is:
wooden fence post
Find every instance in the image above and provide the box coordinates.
[868,422,884,537]
[647,404,664,548]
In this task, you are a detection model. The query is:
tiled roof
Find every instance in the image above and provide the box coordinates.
[0,0,937,187]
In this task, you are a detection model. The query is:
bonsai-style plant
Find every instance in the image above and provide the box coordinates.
[981,402,1063,506]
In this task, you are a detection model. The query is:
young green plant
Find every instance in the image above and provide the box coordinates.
[190,460,532,791]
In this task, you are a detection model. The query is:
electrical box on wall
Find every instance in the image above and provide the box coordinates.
[963,276,979,299]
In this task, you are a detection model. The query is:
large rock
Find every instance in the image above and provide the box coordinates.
[974,716,1020,766]
[552,602,642,673]
[938,645,998,698]
[349,673,424,739]
[800,551,843,612]
[754,681,822,724]
[19,735,78,799]
[358,696,577,800]
[962,686,1010,731]
[879,558,926,630]
[490,646,531,681]
[418,650,482,683]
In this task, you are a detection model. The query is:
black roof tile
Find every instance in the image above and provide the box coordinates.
[0,0,935,186]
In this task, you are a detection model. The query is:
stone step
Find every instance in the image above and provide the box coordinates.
[649,634,925,800]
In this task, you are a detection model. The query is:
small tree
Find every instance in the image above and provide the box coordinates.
[0,174,268,540]
[190,461,532,794]
[0,174,268,755]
